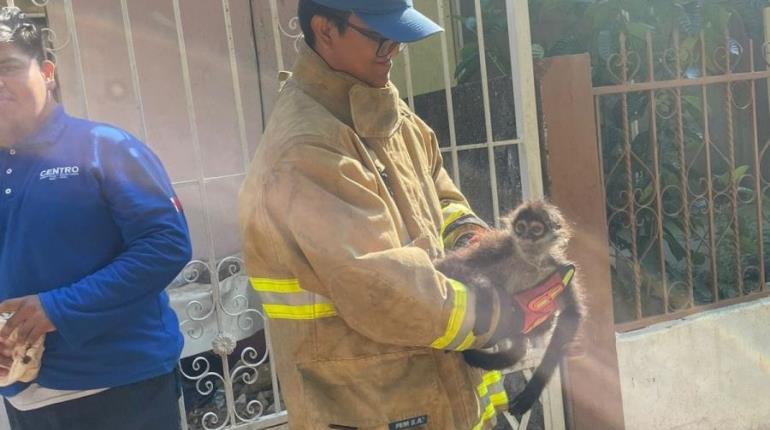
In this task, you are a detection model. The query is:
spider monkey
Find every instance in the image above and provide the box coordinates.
[434,200,585,416]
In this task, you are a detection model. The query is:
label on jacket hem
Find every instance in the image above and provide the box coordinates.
[389,415,428,429]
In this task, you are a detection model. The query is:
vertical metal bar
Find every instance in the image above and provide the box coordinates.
[435,0,461,186]
[264,321,283,413]
[249,0,268,136]
[748,40,766,291]
[220,345,237,427]
[452,0,464,51]
[178,395,190,430]
[172,2,233,427]
[472,0,501,225]
[699,32,720,301]
[595,97,606,192]
[673,30,695,306]
[119,0,148,143]
[268,0,285,72]
[222,0,251,172]
[618,33,642,319]
[542,367,567,430]
[517,369,534,430]
[507,0,545,200]
[63,0,89,118]
[646,31,668,311]
[723,29,743,296]
[764,8,770,113]
[402,47,416,112]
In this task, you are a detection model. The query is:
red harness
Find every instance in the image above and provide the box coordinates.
[513,265,576,334]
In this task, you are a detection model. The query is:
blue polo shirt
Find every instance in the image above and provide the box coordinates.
[0,106,191,395]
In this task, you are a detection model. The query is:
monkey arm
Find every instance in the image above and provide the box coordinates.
[435,233,515,277]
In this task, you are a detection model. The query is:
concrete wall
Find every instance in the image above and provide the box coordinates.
[616,297,770,430]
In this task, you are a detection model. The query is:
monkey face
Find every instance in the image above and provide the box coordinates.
[513,208,556,242]
[513,218,547,241]
[509,201,569,259]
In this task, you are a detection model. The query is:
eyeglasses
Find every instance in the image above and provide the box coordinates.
[345,21,404,58]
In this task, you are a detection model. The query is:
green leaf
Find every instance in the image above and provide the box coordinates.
[626,22,656,42]
[734,165,749,180]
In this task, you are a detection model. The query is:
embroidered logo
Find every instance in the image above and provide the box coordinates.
[39,166,80,181]
[389,415,428,430]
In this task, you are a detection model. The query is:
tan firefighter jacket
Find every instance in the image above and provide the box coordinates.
[239,43,509,430]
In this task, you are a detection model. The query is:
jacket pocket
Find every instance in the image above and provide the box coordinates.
[297,350,453,430]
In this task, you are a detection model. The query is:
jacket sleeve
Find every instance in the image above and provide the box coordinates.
[38,132,192,348]
[260,137,501,351]
[422,127,490,250]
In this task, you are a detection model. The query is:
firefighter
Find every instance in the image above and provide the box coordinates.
[239,1,573,428]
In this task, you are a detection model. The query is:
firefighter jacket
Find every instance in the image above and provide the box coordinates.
[239,43,509,430]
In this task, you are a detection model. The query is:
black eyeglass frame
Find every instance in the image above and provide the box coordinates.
[345,20,405,58]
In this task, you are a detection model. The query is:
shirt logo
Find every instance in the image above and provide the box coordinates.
[40,166,80,181]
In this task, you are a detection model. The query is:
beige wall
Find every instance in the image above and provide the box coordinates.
[46,0,262,261]
[616,297,770,430]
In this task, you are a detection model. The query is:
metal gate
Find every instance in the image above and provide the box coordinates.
[592,28,770,332]
[10,0,560,429]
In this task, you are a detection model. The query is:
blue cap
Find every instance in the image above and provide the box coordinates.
[312,0,443,43]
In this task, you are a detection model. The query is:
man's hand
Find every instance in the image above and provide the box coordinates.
[0,350,12,378]
[446,223,487,250]
[0,295,55,349]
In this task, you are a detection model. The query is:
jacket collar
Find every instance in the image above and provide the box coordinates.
[291,42,403,139]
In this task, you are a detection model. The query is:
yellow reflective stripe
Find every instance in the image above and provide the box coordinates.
[251,277,337,320]
[472,403,497,430]
[431,279,467,349]
[477,370,503,397]
[250,277,303,293]
[473,371,508,430]
[490,391,509,409]
[457,331,476,351]
[262,303,337,320]
[440,202,474,237]
[563,266,576,286]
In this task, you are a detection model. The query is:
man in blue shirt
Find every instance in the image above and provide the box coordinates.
[0,8,192,429]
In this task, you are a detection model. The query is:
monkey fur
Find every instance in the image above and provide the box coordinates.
[434,200,584,416]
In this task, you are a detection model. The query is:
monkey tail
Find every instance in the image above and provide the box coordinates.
[462,342,526,371]
[508,293,582,416]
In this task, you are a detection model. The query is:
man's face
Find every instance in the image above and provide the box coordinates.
[324,14,401,88]
[0,42,54,147]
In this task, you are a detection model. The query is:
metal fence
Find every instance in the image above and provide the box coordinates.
[593,28,770,331]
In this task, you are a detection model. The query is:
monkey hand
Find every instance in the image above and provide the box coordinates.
[512,265,576,334]
[444,220,489,251]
